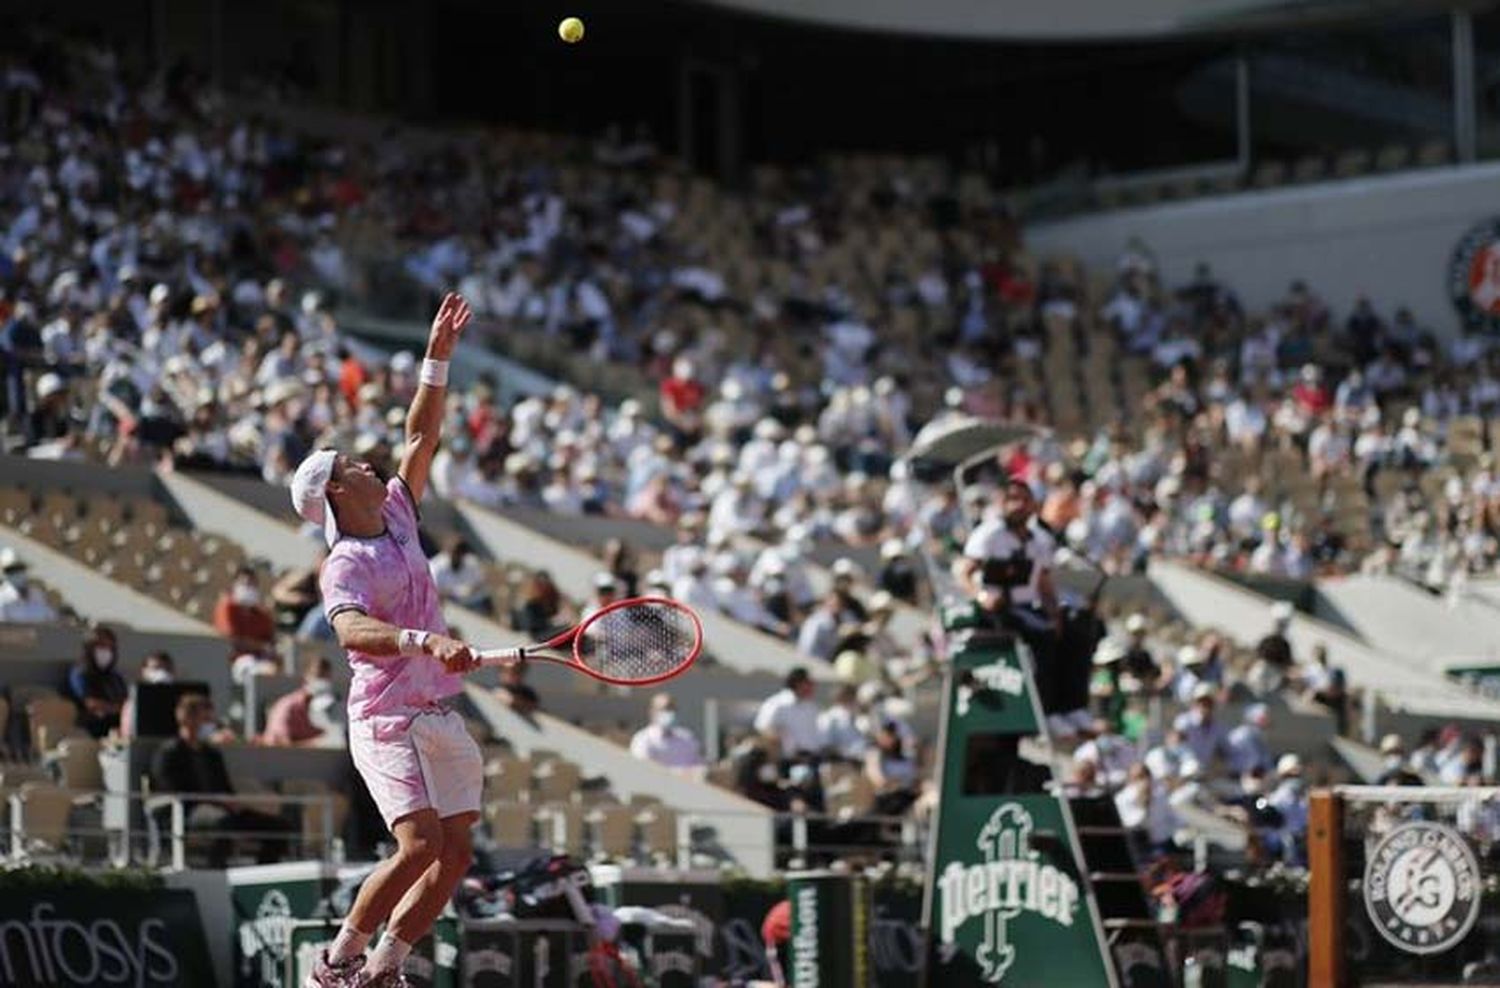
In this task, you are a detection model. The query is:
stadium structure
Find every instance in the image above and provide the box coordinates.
[1,0,1499,985]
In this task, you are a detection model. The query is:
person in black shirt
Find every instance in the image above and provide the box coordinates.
[1256,602,1295,671]
[149,694,293,866]
[64,624,128,739]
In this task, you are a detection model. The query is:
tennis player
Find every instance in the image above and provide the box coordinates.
[292,292,483,988]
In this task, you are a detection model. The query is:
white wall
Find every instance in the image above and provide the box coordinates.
[1027,163,1500,338]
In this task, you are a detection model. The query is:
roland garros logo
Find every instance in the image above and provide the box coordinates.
[1364,821,1481,955]
[937,804,1081,982]
[1450,217,1500,333]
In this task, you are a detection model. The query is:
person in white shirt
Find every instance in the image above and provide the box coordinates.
[753,668,824,758]
[1224,704,1273,776]
[629,693,704,772]
[1173,685,1228,769]
[796,593,844,662]
[1267,754,1309,860]
[428,537,490,611]
[0,550,58,623]
[817,684,868,761]
[959,480,1063,683]
[1114,762,1178,852]
[1073,719,1138,790]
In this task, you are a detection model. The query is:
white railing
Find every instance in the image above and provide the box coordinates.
[6,788,339,869]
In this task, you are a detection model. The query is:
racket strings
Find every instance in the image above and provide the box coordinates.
[578,601,699,682]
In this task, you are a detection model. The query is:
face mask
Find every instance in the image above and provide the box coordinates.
[142,667,173,684]
[757,763,779,784]
[196,722,217,742]
[231,584,261,606]
[306,678,333,697]
[653,709,677,729]
[93,647,114,668]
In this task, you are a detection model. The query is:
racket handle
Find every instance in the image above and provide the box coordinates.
[477,647,525,667]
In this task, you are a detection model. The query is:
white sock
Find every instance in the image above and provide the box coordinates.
[328,925,371,964]
[364,935,413,975]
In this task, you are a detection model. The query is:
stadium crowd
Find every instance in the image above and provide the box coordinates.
[5,25,1500,872]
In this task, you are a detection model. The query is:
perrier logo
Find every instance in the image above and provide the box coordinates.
[937,804,1081,982]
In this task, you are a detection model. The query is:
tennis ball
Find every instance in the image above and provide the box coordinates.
[559,17,584,43]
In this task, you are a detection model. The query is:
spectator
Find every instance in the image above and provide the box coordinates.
[1225,704,1274,776]
[1073,718,1137,789]
[513,570,568,638]
[958,478,1062,669]
[1268,754,1308,861]
[863,720,919,816]
[1256,602,1295,671]
[796,593,844,663]
[583,572,619,620]
[260,656,342,748]
[1173,685,1228,770]
[271,549,326,633]
[601,538,640,598]
[429,536,491,612]
[120,651,175,740]
[876,539,919,603]
[0,548,57,622]
[149,694,294,866]
[64,624,127,739]
[214,566,276,655]
[818,684,868,761]
[1119,613,1161,689]
[1115,762,1177,856]
[1375,734,1424,786]
[628,693,704,772]
[754,668,824,759]
[1299,643,1348,735]
[496,659,541,717]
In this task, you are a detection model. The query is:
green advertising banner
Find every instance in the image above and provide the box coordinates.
[0,887,215,987]
[923,629,1118,987]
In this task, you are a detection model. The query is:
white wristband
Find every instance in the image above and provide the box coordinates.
[420,359,449,387]
[398,629,431,655]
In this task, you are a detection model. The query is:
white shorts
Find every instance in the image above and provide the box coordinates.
[349,708,483,830]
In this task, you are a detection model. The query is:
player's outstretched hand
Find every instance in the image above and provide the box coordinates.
[427,634,478,675]
[427,291,473,360]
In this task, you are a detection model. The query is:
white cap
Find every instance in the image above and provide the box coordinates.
[1270,601,1294,625]
[1244,703,1269,727]
[868,590,895,614]
[290,449,341,547]
[1379,733,1404,755]
[1093,638,1127,666]
[1275,754,1303,777]
[879,538,905,560]
[594,572,619,591]
[1177,644,1205,667]
[1191,682,1216,702]
[831,558,860,580]
[0,547,26,572]
[1125,612,1147,634]
[35,373,64,400]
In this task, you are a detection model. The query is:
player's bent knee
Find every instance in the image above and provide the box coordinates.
[393,813,446,869]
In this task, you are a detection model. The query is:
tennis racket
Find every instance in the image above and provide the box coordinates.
[478,596,703,687]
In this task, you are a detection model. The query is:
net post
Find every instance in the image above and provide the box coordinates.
[1308,788,1344,988]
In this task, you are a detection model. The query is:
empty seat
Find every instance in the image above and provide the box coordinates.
[484,755,534,801]
[636,806,679,864]
[51,737,102,791]
[485,802,536,846]
[587,806,636,861]
[534,759,582,804]
[27,696,80,756]
[537,804,585,855]
[14,782,74,855]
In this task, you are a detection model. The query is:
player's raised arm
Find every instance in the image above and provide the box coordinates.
[399,291,472,502]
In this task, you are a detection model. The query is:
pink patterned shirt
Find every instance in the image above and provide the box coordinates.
[320,477,462,720]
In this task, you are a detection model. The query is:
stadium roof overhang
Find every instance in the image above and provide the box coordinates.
[683,0,1469,40]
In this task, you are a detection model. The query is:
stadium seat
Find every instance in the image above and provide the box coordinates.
[484,755,534,801]
[1416,140,1452,167]
[1291,156,1327,183]
[26,695,80,757]
[284,780,348,854]
[538,803,585,855]
[534,759,583,804]
[484,801,536,847]
[1251,161,1287,189]
[587,805,636,861]
[49,737,103,792]
[1332,149,1372,178]
[12,782,75,857]
[0,487,30,524]
[636,806,679,865]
